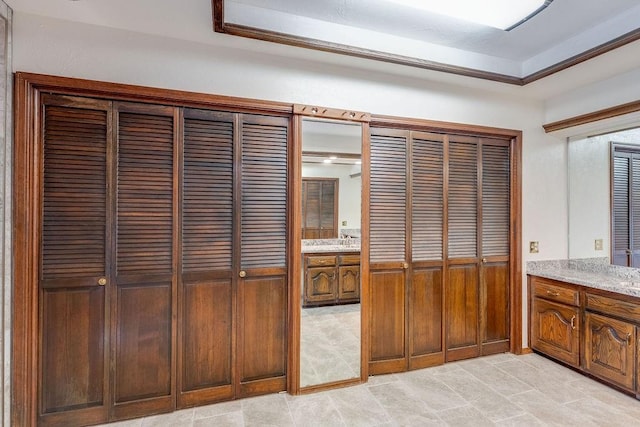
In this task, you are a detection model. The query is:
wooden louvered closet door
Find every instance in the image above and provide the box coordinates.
[369,128,409,375]
[446,136,480,361]
[479,140,511,355]
[38,95,111,426]
[612,147,640,268]
[409,132,445,369]
[237,114,289,397]
[113,103,178,419]
[446,136,511,360]
[179,109,235,407]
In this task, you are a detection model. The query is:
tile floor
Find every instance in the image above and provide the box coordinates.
[100,353,640,426]
[300,303,361,387]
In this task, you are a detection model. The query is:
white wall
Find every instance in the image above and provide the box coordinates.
[12,12,570,349]
[302,163,361,233]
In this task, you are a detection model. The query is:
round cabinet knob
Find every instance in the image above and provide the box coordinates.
[239,271,247,278]
[98,277,107,286]
[482,258,487,263]
[402,262,409,269]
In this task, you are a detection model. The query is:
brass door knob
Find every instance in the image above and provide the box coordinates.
[239,271,247,278]
[482,258,487,263]
[402,262,409,269]
[98,277,107,286]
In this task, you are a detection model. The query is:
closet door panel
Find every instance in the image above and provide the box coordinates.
[369,129,408,374]
[179,109,234,406]
[446,264,479,361]
[39,97,110,426]
[409,266,443,368]
[613,154,630,266]
[409,132,444,368]
[237,114,288,396]
[113,105,176,417]
[480,142,510,353]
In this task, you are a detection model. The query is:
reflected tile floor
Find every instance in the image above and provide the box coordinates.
[300,303,361,387]
[99,353,640,426]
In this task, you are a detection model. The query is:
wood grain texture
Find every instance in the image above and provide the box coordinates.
[584,312,635,391]
[369,270,406,365]
[410,267,443,358]
[446,265,479,355]
[530,297,580,367]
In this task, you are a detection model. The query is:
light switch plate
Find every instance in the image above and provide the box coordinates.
[529,241,539,254]
[595,239,603,251]
[342,220,347,226]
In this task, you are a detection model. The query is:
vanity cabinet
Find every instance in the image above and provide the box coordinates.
[530,278,580,367]
[303,253,360,307]
[529,275,640,398]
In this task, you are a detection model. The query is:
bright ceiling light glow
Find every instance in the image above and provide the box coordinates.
[388,0,548,30]
[323,159,332,163]
[329,156,338,160]
[355,160,362,165]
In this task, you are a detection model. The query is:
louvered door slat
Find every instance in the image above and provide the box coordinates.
[482,144,510,257]
[40,101,109,421]
[370,133,407,263]
[43,106,107,279]
[448,140,478,258]
[117,112,174,275]
[241,119,288,269]
[183,115,233,272]
[412,136,443,261]
[613,155,630,257]
[631,156,640,254]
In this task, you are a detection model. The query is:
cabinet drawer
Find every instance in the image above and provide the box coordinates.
[338,254,360,266]
[586,293,640,323]
[531,277,579,306]
[306,255,337,267]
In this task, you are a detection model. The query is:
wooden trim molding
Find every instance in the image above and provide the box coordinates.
[294,104,370,123]
[543,100,640,133]
[212,0,640,86]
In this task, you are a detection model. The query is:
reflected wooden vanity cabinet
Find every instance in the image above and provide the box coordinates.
[530,277,580,367]
[303,253,360,307]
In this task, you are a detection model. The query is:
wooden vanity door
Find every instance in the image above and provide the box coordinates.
[38,95,112,427]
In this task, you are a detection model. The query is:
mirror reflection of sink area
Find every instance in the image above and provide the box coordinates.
[299,117,362,390]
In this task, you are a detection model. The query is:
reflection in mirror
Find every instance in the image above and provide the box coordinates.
[568,126,640,265]
[300,118,362,388]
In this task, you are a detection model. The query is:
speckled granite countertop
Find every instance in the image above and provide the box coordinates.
[527,258,640,298]
[301,239,360,254]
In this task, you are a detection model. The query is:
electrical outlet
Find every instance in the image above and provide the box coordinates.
[529,241,539,254]
[595,239,603,251]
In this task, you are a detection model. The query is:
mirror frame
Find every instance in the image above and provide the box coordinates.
[289,104,371,394]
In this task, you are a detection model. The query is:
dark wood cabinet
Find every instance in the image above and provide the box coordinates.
[584,311,635,390]
[35,95,289,425]
[530,275,640,398]
[303,253,360,307]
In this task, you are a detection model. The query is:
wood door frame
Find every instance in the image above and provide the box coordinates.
[370,114,524,356]
[12,72,293,427]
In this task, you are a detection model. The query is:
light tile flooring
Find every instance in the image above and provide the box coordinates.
[100,353,640,426]
[300,303,361,387]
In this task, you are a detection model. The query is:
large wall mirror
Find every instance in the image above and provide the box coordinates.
[291,105,369,392]
[568,126,640,264]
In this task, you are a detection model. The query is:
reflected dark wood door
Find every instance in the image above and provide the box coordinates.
[38,95,111,426]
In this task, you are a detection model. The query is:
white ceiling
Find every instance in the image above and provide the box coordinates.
[225,0,640,79]
[6,0,640,101]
